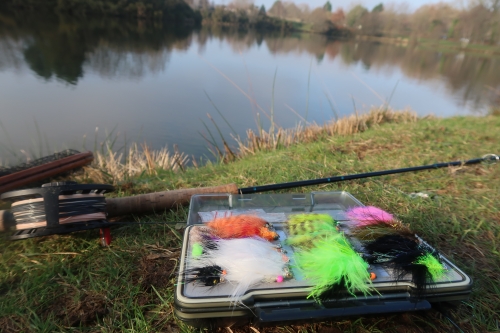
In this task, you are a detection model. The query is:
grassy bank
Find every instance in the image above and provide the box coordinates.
[355,34,500,57]
[83,109,417,183]
[0,112,499,332]
[417,38,500,57]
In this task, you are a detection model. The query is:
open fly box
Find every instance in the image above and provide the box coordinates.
[174,192,472,327]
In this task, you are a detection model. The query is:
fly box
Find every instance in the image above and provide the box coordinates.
[174,192,472,327]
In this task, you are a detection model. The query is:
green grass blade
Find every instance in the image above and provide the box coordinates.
[305,58,312,123]
[204,90,238,136]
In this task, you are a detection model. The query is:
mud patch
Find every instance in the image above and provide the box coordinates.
[51,291,109,326]
[134,250,180,292]
[0,315,28,333]
[125,249,181,332]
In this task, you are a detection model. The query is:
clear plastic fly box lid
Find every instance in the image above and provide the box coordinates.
[186,191,364,226]
[175,191,472,320]
[178,191,366,308]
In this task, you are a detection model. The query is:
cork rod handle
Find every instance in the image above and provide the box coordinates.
[105,183,239,217]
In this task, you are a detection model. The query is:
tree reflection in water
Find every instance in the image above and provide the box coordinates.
[0,9,499,167]
[0,10,498,109]
[0,10,192,84]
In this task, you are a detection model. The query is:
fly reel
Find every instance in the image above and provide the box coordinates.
[1,181,115,245]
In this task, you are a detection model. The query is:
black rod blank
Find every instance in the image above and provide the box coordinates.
[238,155,499,194]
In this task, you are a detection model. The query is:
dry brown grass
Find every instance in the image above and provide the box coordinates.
[81,108,419,183]
[489,107,500,116]
[234,107,419,156]
[81,143,189,183]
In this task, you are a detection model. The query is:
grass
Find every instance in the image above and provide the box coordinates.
[417,38,500,57]
[1,112,499,332]
[356,35,500,58]
[233,107,417,158]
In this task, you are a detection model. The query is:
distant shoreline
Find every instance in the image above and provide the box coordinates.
[354,34,500,57]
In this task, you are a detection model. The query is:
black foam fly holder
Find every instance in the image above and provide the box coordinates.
[1,181,115,245]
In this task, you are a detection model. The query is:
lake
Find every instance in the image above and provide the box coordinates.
[1,12,499,166]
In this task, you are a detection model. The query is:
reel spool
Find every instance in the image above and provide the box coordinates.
[1,181,115,245]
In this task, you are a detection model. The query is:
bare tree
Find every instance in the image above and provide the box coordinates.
[410,3,459,39]
[268,1,285,18]
[229,0,255,9]
[455,4,497,42]
[298,3,310,15]
[467,0,500,12]
[330,8,346,26]
[346,5,368,27]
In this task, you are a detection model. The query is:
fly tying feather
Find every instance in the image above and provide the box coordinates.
[346,206,395,226]
[286,213,338,248]
[294,233,373,302]
[363,234,446,297]
[350,222,415,241]
[206,215,279,241]
[189,226,218,257]
[285,214,372,301]
[187,237,290,302]
[183,265,225,286]
[346,206,414,241]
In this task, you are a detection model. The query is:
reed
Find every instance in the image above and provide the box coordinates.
[81,142,189,183]
[1,107,418,184]
[234,107,418,156]
[76,107,418,183]
[489,107,500,116]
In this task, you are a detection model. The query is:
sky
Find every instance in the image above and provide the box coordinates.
[215,0,454,12]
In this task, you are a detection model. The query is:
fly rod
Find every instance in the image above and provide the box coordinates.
[105,153,498,217]
[1,154,498,232]
[238,154,499,194]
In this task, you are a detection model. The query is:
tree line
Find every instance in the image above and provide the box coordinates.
[3,0,500,44]
[186,0,348,35]
[198,4,295,32]
[342,1,499,44]
[0,0,342,34]
[208,0,500,44]
[0,0,202,25]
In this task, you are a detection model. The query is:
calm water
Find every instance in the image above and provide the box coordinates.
[1,13,499,165]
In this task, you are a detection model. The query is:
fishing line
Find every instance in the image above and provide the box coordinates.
[1,181,114,240]
[1,181,189,242]
[11,194,107,229]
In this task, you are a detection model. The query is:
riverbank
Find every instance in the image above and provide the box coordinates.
[81,109,417,183]
[355,34,500,57]
[355,35,409,46]
[417,38,500,56]
[1,111,499,332]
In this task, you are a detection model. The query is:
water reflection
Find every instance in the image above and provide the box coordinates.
[338,42,500,109]
[0,11,499,164]
[0,10,192,84]
[1,11,498,107]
